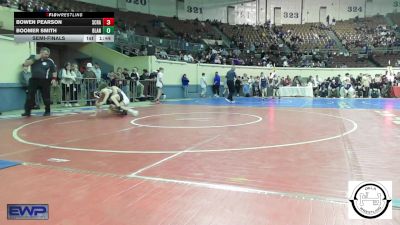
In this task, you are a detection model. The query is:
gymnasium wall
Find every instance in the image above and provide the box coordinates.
[76,43,150,73]
[0,36,35,83]
[0,36,35,111]
[0,6,18,31]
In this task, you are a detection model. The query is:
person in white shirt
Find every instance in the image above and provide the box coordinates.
[60,62,77,107]
[183,54,189,62]
[200,73,207,97]
[187,54,194,63]
[283,60,289,67]
[155,67,164,104]
[93,63,102,82]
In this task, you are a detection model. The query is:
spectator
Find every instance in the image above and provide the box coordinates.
[271,73,281,99]
[292,76,302,86]
[20,64,41,109]
[131,68,144,100]
[284,75,292,86]
[329,79,340,98]
[60,62,77,107]
[340,78,354,98]
[121,68,130,97]
[83,62,97,106]
[72,63,82,106]
[369,76,381,98]
[140,69,150,80]
[154,67,164,103]
[319,79,329,97]
[213,72,221,97]
[235,76,242,97]
[260,72,269,100]
[93,63,102,82]
[200,73,207,97]
[182,74,189,98]
[362,74,371,98]
[242,74,250,97]
[253,76,260,97]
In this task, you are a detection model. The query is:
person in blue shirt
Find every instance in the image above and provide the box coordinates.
[181,74,190,98]
[213,72,221,97]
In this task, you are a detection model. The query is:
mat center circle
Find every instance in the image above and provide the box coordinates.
[130,112,263,129]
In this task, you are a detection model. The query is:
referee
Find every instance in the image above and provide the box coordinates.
[225,66,236,103]
[22,47,57,117]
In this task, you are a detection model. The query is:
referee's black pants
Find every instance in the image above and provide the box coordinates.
[25,78,51,114]
[227,80,235,101]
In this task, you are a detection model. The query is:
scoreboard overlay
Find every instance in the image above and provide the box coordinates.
[14,12,114,43]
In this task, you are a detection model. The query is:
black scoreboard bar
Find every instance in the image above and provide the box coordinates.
[14,12,114,43]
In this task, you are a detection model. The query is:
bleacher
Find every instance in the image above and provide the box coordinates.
[281,23,334,51]
[219,24,278,49]
[161,17,221,43]
[3,0,400,68]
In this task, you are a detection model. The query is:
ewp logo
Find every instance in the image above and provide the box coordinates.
[7,204,49,220]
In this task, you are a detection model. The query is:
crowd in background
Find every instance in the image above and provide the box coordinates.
[20,61,160,107]
[181,70,400,99]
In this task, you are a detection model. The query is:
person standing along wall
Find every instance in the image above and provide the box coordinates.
[260,72,269,100]
[200,73,207,98]
[225,67,236,103]
[60,62,77,107]
[20,64,41,109]
[72,63,82,106]
[155,67,164,104]
[83,63,97,106]
[182,74,189,98]
[213,72,220,97]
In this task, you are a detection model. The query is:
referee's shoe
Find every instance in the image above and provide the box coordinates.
[21,112,51,117]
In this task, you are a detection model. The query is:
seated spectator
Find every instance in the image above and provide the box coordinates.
[362,74,371,98]
[340,78,355,98]
[319,79,329,97]
[328,79,340,98]
[292,76,302,86]
[284,75,292,86]
[354,76,364,98]
[369,78,381,98]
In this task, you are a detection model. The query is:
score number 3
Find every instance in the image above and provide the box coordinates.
[102,18,115,26]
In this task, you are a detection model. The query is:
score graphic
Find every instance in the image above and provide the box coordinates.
[14,12,115,43]
[102,17,114,35]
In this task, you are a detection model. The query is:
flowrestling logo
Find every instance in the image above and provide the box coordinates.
[348,181,392,219]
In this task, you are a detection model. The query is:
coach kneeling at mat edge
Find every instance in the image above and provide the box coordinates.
[22,47,57,117]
